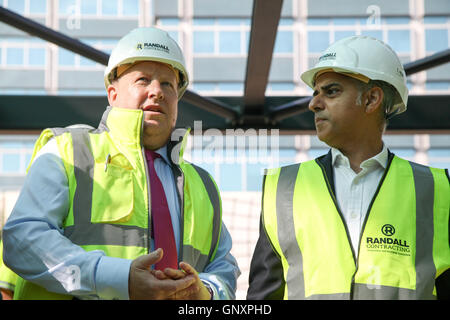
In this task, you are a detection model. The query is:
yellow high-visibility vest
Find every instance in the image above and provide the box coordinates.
[263,156,449,299]
[0,241,18,293]
[14,107,222,299]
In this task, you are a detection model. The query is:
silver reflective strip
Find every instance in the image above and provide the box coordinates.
[190,165,221,263]
[410,161,436,299]
[276,164,305,299]
[307,293,350,300]
[353,283,417,299]
[62,128,147,248]
[182,245,210,271]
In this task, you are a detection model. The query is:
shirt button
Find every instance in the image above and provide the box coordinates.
[350,212,358,219]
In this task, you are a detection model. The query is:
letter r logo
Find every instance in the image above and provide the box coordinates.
[381,224,395,236]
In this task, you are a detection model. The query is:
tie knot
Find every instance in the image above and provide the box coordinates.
[145,149,161,161]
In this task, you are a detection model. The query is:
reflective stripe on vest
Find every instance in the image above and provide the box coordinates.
[263,156,448,299]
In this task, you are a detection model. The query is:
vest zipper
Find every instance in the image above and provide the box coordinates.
[140,117,152,254]
[174,166,185,263]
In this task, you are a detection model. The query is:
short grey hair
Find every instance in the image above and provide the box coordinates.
[354,79,399,131]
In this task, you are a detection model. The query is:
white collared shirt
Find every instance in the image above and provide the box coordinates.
[331,144,388,254]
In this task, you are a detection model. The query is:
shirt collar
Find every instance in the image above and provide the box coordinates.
[331,143,388,169]
[154,145,171,165]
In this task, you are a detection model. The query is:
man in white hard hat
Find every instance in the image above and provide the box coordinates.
[3,27,240,300]
[247,36,450,300]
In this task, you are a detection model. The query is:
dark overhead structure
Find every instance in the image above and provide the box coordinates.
[1,2,450,133]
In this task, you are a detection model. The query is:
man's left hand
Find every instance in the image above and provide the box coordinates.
[152,262,212,300]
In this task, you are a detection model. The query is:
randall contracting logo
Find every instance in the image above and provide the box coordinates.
[136,42,170,54]
[319,52,336,62]
[366,224,410,256]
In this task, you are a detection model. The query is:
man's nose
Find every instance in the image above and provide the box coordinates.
[148,80,164,100]
[308,94,324,112]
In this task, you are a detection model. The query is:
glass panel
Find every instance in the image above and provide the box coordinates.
[2,154,21,173]
[384,17,409,25]
[219,31,241,53]
[218,83,243,91]
[220,164,241,191]
[102,0,118,15]
[159,18,180,26]
[80,56,96,66]
[123,0,139,15]
[388,30,410,53]
[7,0,25,14]
[217,18,242,26]
[30,0,47,14]
[423,16,447,24]
[6,48,24,65]
[246,163,265,191]
[269,82,295,91]
[193,19,215,26]
[333,18,357,26]
[425,29,448,52]
[193,83,215,92]
[274,31,293,53]
[29,48,46,66]
[308,31,329,53]
[307,18,330,26]
[59,48,76,66]
[59,0,76,14]
[193,31,214,53]
[81,0,97,14]
[425,82,449,91]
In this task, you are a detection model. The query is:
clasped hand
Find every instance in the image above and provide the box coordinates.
[128,248,212,300]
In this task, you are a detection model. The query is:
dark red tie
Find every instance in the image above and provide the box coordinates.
[145,149,178,270]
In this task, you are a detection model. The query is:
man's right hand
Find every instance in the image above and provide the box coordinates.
[128,249,198,300]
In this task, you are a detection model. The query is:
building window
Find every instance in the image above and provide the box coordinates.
[0,138,35,175]
[425,29,448,52]
[193,31,215,53]
[1,38,46,67]
[192,82,243,95]
[59,0,139,17]
[192,18,250,55]
[6,47,24,65]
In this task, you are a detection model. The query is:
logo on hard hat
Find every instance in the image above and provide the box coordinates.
[136,42,170,54]
[319,52,336,62]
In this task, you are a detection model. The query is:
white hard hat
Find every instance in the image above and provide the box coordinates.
[104,27,189,99]
[301,35,408,117]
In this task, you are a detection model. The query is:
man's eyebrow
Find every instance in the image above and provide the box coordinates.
[313,82,341,95]
[320,82,341,90]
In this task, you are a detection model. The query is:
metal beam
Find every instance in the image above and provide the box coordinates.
[404,48,450,75]
[0,6,238,122]
[1,95,449,132]
[243,0,283,112]
[182,90,238,122]
[268,48,450,123]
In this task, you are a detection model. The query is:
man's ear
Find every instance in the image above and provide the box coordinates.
[106,84,118,107]
[365,86,384,114]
